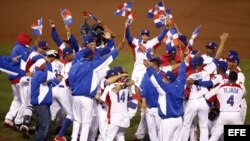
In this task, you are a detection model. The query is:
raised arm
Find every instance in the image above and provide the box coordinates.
[125,26,134,43]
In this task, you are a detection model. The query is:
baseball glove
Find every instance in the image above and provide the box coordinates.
[208,106,220,121]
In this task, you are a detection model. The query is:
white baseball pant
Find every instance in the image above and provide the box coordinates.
[181,97,209,141]
[209,112,242,141]
[159,117,182,141]
[71,96,93,141]
[145,107,161,141]
[5,83,22,121]
[105,124,127,141]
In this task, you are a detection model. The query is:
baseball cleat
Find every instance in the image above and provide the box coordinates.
[20,125,30,139]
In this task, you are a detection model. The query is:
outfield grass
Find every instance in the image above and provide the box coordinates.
[0,44,249,140]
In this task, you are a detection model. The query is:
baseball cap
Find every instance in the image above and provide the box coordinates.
[38,40,49,50]
[227,55,240,64]
[205,41,217,50]
[113,66,125,73]
[140,29,150,36]
[63,47,73,56]
[165,71,176,82]
[190,50,199,56]
[228,50,238,57]
[82,47,93,58]
[84,34,96,44]
[179,34,188,45]
[216,61,228,71]
[99,47,111,57]
[191,56,204,67]
[105,69,118,78]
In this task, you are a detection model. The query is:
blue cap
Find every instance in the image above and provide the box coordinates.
[113,66,125,73]
[228,50,238,57]
[191,56,204,67]
[140,29,150,36]
[179,34,188,44]
[166,47,176,55]
[216,61,228,71]
[82,48,93,58]
[38,40,49,49]
[63,47,73,56]
[84,34,95,44]
[105,69,118,78]
[165,71,176,82]
[205,41,217,50]
[227,55,240,64]
[99,47,111,56]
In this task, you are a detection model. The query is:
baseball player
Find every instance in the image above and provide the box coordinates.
[206,71,246,141]
[182,56,211,141]
[30,58,62,141]
[226,55,246,124]
[100,70,132,141]
[125,23,168,140]
[140,57,164,141]
[68,42,123,141]
[19,40,49,138]
[43,49,74,141]
[4,33,32,128]
[144,57,187,141]
[0,55,26,76]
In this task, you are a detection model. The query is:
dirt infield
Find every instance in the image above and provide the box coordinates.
[0,0,250,59]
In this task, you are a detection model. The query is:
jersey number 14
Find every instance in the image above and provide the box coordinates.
[117,91,126,103]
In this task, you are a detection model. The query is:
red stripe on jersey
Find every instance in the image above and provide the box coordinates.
[25,58,34,72]
[129,43,136,62]
[106,93,111,124]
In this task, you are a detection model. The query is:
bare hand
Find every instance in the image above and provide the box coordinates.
[26,72,33,77]
[112,84,122,93]
[220,33,229,43]
[49,19,55,27]
[103,32,111,39]
[12,55,22,62]
[187,79,195,86]
[143,59,150,68]
[57,74,63,81]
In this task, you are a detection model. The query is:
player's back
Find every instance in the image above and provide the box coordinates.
[106,83,131,128]
[217,83,245,112]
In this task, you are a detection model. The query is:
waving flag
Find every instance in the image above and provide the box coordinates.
[164,27,179,51]
[60,8,73,26]
[126,12,136,25]
[83,10,94,19]
[147,2,167,28]
[114,2,132,17]
[31,18,43,36]
[187,25,201,48]
[165,9,175,24]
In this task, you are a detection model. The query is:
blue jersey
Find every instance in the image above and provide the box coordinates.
[8,42,31,80]
[0,58,26,76]
[140,70,165,108]
[69,49,118,98]
[146,62,186,119]
[31,68,60,106]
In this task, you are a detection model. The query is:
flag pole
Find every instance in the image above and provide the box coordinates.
[161,0,180,33]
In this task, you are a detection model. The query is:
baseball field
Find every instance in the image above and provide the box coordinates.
[0,0,249,140]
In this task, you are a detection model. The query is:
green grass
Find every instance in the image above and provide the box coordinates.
[0,44,249,140]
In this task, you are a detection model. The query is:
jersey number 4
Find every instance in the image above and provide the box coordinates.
[117,91,126,103]
[227,95,234,106]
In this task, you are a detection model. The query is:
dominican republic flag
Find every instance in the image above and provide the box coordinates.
[147,1,165,18]
[60,8,73,26]
[126,12,136,25]
[147,2,167,28]
[187,25,201,48]
[31,18,43,36]
[83,10,94,19]
[165,9,175,24]
[114,2,132,17]
[164,27,179,50]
